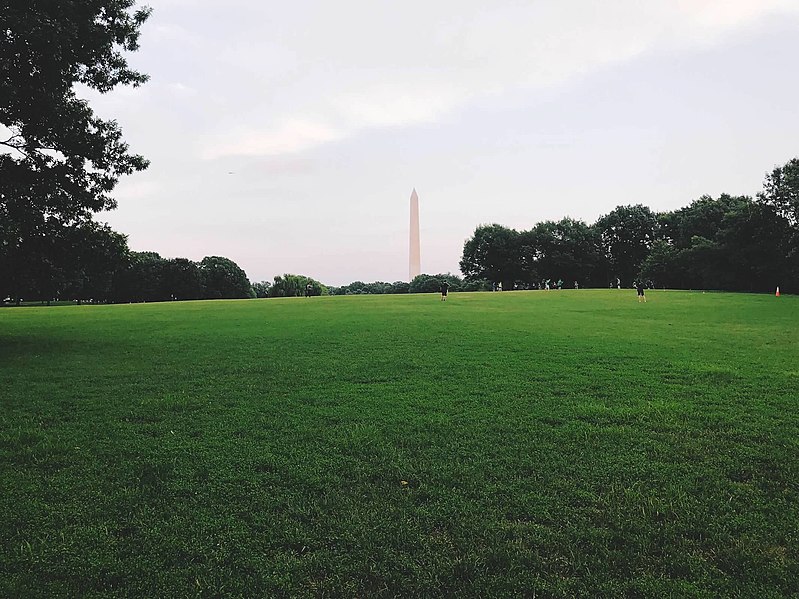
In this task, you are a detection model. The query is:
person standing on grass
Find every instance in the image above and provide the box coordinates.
[636,279,647,303]
[440,280,449,301]
[305,283,313,298]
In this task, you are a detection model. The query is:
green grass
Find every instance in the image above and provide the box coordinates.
[1,290,797,597]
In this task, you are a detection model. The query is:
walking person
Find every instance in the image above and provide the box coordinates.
[636,280,646,303]
[440,280,449,301]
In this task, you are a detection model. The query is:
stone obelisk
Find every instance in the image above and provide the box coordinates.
[409,188,421,281]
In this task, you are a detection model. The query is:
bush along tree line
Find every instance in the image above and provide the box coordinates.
[325,274,490,296]
[0,235,255,304]
[461,158,799,294]
[249,273,489,298]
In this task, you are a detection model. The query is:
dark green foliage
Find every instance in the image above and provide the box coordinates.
[160,258,205,301]
[199,256,253,299]
[462,219,606,291]
[1,291,797,596]
[644,195,794,292]
[460,224,521,290]
[595,204,658,285]
[269,274,326,297]
[252,281,272,298]
[527,218,604,286]
[659,194,750,249]
[118,251,167,302]
[329,280,413,295]
[107,253,254,303]
[362,281,391,294]
[409,274,441,293]
[389,280,410,294]
[460,160,799,294]
[715,203,792,291]
[638,239,679,289]
[0,0,151,301]
[0,220,130,304]
[759,157,799,226]
[409,273,463,293]
[60,222,131,302]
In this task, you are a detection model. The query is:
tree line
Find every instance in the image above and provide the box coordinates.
[461,158,799,293]
[249,273,488,299]
[327,274,488,295]
[0,222,255,304]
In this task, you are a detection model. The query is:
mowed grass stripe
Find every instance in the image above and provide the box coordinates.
[1,290,797,597]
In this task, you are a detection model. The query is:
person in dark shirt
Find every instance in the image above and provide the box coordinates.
[636,280,646,303]
[305,283,313,298]
[440,281,449,301]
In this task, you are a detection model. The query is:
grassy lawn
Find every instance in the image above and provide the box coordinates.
[1,290,797,597]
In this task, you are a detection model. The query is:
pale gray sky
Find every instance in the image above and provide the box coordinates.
[85,0,799,285]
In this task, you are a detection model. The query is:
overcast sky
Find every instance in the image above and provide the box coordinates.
[85,0,799,286]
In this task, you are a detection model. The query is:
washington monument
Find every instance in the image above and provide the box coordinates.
[409,189,421,281]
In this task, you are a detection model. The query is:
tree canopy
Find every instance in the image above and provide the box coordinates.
[1,0,151,302]
[759,158,799,226]
[460,224,521,290]
[460,158,799,293]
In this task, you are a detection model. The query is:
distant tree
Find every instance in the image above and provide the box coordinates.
[200,256,252,299]
[306,278,327,296]
[757,158,799,292]
[638,239,681,288]
[361,281,392,294]
[434,273,463,291]
[161,258,204,301]
[678,236,723,290]
[269,274,301,297]
[594,205,658,285]
[62,221,131,302]
[461,278,492,292]
[0,220,130,304]
[1,1,151,300]
[460,224,521,290]
[659,194,751,249]
[409,274,441,293]
[116,252,167,302]
[343,281,367,295]
[269,274,325,297]
[389,281,410,294]
[252,281,271,298]
[2,218,66,303]
[526,218,604,287]
[758,157,799,226]
[716,202,792,292]
[653,194,794,292]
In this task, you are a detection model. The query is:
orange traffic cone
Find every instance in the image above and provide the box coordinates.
[776,286,780,297]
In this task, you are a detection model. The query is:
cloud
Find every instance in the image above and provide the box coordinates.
[332,86,463,128]
[202,119,342,159]
[676,0,797,30]
[166,0,799,160]
[110,180,162,201]
[166,82,197,97]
